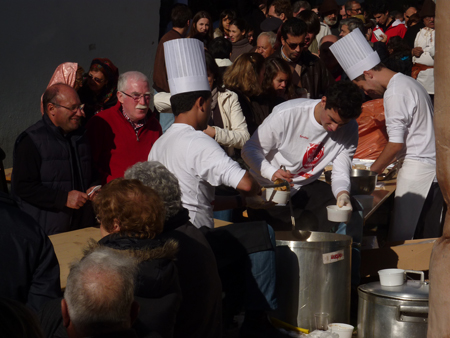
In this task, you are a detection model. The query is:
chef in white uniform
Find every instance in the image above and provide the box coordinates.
[330,30,437,242]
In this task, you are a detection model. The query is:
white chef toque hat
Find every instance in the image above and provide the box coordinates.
[329,29,381,81]
[163,38,210,96]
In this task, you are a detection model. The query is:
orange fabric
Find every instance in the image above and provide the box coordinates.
[411,63,434,80]
[355,99,388,160]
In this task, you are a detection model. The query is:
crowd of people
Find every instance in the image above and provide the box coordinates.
[1,0,441,337]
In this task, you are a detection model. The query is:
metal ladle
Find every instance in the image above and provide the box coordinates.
[263,167,311,241]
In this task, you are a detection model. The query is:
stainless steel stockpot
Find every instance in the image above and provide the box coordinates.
[357,280,429,338]
[274,231,352,330]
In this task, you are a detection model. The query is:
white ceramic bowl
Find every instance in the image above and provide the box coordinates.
[265,188,290,205]
[326,205,352,222]
[378,268,405,286]
[328,323,354,338]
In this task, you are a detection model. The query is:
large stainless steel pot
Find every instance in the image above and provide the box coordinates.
[357,280,429,338]
[274,231,352,330]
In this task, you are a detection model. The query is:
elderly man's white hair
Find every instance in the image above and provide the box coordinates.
[64,247,137,335]
[258,31,277,48]
[124,161,182,220]
[117,71,150,92]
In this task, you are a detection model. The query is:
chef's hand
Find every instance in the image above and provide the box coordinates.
[336,192,352,211]
[66,190,88,209]
[246,195,276,209]
[272,169,293,183]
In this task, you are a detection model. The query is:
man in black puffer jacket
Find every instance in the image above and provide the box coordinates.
[12,83,99,235]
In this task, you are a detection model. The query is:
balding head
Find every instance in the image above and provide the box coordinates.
[62,247,139,338]
[319,34,338,48]
[404,6,417,24]
[43,83,84,134]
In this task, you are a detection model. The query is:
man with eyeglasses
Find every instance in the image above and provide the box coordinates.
[12,83,98,235]
[269,18,334,99]
[344,0,362,18]
[86,71,161,184]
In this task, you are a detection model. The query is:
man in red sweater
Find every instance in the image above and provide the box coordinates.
[370,2,406,43]
[86,71,162,184]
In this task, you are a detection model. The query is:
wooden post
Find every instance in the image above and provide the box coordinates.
[427,1,450,336]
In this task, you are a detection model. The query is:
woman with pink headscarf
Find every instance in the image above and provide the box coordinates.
[40,62,84,114]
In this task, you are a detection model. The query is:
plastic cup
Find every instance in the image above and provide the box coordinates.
[314,312,329,331]
[328,323,354,338]
[378,268,405,286]
[265,188,290,205]
[326,205,352,222]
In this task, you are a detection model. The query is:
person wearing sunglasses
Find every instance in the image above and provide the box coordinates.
[269,18,334,99]
[86,71,162,184]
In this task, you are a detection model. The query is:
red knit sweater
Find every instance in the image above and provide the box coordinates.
[86,102,162,184]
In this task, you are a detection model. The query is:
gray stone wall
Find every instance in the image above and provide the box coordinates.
[0,0,160,167]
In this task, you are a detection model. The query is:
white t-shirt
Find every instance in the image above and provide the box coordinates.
[148,123,246,228]
[242,99,358,197]
[384,73,435,165]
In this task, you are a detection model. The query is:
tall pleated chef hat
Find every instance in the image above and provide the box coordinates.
[329,29,380,81]
[164,38,210,96]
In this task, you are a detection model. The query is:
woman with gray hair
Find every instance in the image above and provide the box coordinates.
[125,161,223,338]
[125,162,283,338]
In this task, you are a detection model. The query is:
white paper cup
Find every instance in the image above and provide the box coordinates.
[378,268,405,286]
[328,323,354,338]
[265,188,290,205]
[326,205,352,222]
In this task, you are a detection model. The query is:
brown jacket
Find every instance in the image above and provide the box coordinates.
[153,29,183,93]
[270,48,335,99]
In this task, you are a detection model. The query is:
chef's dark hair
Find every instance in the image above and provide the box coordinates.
[352,63,386,82]
[325,81,363,120]
[170,91,211,116]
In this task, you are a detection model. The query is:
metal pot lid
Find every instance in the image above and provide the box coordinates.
[359,281,429,301]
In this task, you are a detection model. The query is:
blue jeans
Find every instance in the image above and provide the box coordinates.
[213,209,233,222]
[246,225,278,311]
[159,112,174,133]
[153,88,174,133]
[336,204,364,287]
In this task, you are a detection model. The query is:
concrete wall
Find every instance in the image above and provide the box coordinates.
[0,0,160,167]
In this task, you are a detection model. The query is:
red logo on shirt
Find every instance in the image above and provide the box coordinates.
[294,143,325,177]
[299,135,309,139]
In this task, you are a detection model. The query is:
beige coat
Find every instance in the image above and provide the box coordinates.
[154,90,250,156]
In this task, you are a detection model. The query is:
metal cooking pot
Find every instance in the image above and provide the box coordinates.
[274,231,352,330]
[357,276,429,338]
[324,169,378,195]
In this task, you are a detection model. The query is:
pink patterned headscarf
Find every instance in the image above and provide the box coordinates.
[40,62,79,115]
